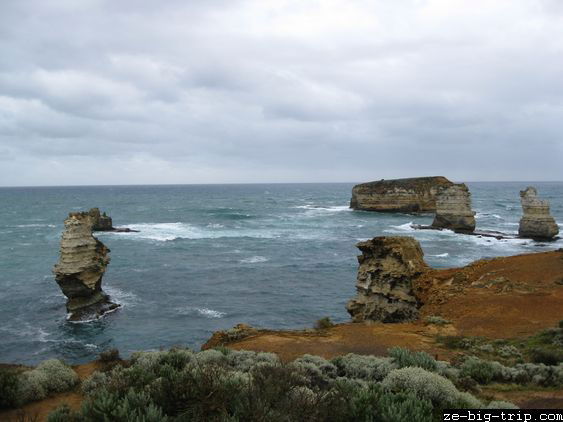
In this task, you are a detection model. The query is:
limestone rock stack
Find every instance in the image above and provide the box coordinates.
[346,236,427,323]
[431,183,476,233]
[53,212,118,320]
[518,187,559,240]
[350,176,454,213]
[88,208,114,231]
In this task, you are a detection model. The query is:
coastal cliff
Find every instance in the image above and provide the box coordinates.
[350,176,454,212]
[53,212,118,321]
[346,237,428,323]
[518,187,559,240]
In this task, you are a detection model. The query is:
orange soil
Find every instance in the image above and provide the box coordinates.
[214,250,563,361]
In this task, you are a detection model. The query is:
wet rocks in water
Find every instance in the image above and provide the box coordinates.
[346,236,427,323]
[518,187,559,240]
[350,176,454,213]
[431,183,476,233]
[53,212,119,321]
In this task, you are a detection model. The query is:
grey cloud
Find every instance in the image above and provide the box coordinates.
[0,0,562,186]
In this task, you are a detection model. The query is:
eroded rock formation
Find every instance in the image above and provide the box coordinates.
[518,187,559,240]
[431,183,476,233]
[53,212,119,321]
[350,176,454,213]
[346,236,428,323]
[88,208,114,231]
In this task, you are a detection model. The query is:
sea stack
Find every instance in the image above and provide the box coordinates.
[350,176,454,213]
[346,236,427,323]
[518,187,559,240]
[53,212,119,321]
[88,207,114,231]
[431,183,476,233]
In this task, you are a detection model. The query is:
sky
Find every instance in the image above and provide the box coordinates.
[0,0,562,186]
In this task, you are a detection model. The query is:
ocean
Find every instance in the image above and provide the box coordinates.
[0,182,562,365]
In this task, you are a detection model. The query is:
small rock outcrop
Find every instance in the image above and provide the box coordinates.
[88,208,114,231]
[518,187,559,240]
[431,183,476,233]
[350,176,454,213]
[346,236,428,323]
[53,212,119,321]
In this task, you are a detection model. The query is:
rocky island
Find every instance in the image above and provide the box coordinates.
[431,183,476,233]
[350,176,454,212]
[518,187,560,240]
[53,212,119,321]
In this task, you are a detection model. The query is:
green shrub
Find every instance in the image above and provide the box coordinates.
[425,315,450,326]
[388,347,438,372]
[47,404,81,422]
[17,360,78,405]
[530,348,563,366]
[99,348,120,363]
[332,353,397,381]
[0,367,22,409]
[382,367,477,409]
[378,390,434,422]
[315,317,334,330]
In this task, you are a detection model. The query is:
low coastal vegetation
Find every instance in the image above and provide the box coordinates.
[3,325,563,420]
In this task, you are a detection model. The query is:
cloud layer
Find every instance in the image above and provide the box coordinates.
[1,0,562,185]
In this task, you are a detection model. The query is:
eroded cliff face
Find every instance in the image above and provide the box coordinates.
[431,183,476,233]
[518,187,559,240]
[53,212,118,320]
[346,236,428,323]
[350,176,454,212]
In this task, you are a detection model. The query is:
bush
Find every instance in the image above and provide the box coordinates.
[315,317,334,330]
[17,359,79,405]
[381,367,478,409]
[425,315,450,325]
[332,353,397,381]
[99,348,120,363]
[530,348,563,366]
[0,367,22,409]
[388,347,438,372]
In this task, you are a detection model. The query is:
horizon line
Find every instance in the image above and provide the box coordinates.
[1,180,563,189]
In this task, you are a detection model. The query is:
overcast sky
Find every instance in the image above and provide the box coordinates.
[1,0,562,186]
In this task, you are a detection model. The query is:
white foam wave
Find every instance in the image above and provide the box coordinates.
[294,205,351,213]
[430,253,449,258]
[107,222,278,241]
[384,222,415,233]
[14,224,56,228]
[104,285,139,307]
[475,213,502,220]
[240,255,269,264]
[176,306,226,318]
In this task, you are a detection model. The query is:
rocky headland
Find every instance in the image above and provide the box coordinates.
[53,212,119,321]
[346,237,427,323]
[518,187,560,240]
[431,183,476,233]
[350,176,454,212]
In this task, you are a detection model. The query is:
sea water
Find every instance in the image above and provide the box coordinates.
[0,182,561,364]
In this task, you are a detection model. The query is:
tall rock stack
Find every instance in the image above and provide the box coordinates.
[431,184,476,233]
[346,236,427,323]
[53,212,118,321]
[518,187,559,240]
